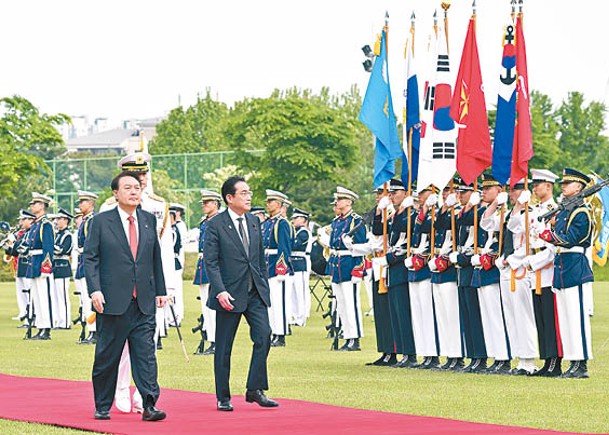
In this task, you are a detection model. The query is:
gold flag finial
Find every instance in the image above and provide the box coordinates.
[441,1,451,13]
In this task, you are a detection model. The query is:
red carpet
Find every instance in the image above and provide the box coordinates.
[0,374,582,434]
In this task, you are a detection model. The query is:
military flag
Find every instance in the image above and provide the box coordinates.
[359,28,402,188]
[417,29,457,192]
[592,175,609,266]
[510,14,534,187]
[402,31,420,188]
[449,16,491,185]
[491,24,517,185]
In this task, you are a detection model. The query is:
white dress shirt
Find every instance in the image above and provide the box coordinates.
[227,207,250,245]
[117,206,139,247]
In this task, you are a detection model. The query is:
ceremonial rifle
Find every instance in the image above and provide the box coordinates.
[538,177,609,222]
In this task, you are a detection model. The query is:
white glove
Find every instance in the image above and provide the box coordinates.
[425,193,438,207]
[276,274,286,283]
[404,256,414,268]
[445,193,458,208]
[530,219,546,235]
[342,234,354,250]
[518,190,532,205]
[401,196,415,208]
[378,196,391,210]
[521,256,531,270]
[496,192,508,206]
[449,252,460,264]
[471,254,481,267]
[428,257,438,272]
[468,192,481,206]
[377,256,388,268]
[392,246,407,257]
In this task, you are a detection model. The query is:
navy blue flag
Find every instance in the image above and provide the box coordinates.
[359,29,402,188]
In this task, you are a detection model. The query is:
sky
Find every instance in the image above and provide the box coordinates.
[1,0,607,122]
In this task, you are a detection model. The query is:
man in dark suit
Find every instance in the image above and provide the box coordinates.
[204,175,279,412]
[84,171,168,421]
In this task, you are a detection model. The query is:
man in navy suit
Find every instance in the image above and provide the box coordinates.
[204,176,279,411]
[84,171,168,421]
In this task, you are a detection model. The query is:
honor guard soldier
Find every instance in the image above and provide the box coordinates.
[106,152,177,413]
[262,190,293,347]
[372,179,417,368]
[474,174,511,374]
[52,208,74,329]
[538,168,594,378]
[25,192,55,340]
[482,178,538,375]
[289,207,313,327]
[347,187,396,366]
[329,186,366,351]
[75,190,99,344]
[449,181,488,373]
[3,210,36,325]
[72,208,83,277]
[169,203,187,325]
[524,169,562,377]
[405,186,439,369]
[431,182,464,371]
[168,207,183,327]
[193,190,222,355]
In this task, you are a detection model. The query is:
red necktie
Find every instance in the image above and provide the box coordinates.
[128,216,138,298]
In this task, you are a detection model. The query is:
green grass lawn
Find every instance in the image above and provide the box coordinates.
[0,279,608,434]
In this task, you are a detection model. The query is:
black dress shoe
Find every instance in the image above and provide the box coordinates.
[271,335,286,347]
[245,389,279,407]
[202,342,216,355]
[217,399,233,411]
[94,410,110,420]
[539,357,562,377]
[366,353,397,366]
[142,406,166,421]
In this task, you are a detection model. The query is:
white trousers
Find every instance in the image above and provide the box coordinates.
[290,271,309,326]
[363,271,374,311]
[555,283,593,361]
[53,277,71,328]
[116,343,143,412]
[198,283,216,342]
[432,281,462,358]
[478,283,510,360]
[410,279,438,357]
[31,276,54,329]
[500,273,538,359]
[331,279,364,340]
[76,278,95,333]
[15,277,30,319]
[268,276,292,336]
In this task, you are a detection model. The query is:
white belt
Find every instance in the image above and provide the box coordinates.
[265,249,278,255]
[556,246,585,254]
[329,249,352,257]
[54,255,70,260]
[29,249,43,256]
[291,252,308,257]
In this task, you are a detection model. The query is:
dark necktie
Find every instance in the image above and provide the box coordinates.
[128,215,138,298]
[237,217,249,255]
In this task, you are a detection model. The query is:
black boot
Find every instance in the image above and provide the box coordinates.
[459,358,487,374]
[435,358,454,371]
[39,328,51,340]
[28,329,44,340]
[562,360,589,379]
[202,342,215,355]
[349,338,361,351]
[366,353,396,366]
[419,356,440,370]
[448,358,465,371]
[156,336,163,350]
[393,355,417,368]
[561,360,576,377]
[541,357,562,377]
[271,335,286,347]
[492,360,512,375]
[531,358,551,377]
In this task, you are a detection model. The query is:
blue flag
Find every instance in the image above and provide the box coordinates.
[359,29,402,188]
[402,35,420,187]
[593,175,609,266]
[492,25,517,185]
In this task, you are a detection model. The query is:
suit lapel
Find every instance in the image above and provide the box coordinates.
[222,211,248,258]
[107,208,133,259]
[135,209,149,261]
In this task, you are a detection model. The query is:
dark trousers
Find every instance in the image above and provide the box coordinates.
[458,286,487,359]
[92,300,159,412]
[214,289,272,401]
[533,287,561,359]
[371,279,395,354]
[387,283,416,356]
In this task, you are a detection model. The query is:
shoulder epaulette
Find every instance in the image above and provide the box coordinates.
[148,192,167,203]
[104,197,117,206]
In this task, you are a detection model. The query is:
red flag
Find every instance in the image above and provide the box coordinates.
[510,15,534,187]
[450,17,492,185]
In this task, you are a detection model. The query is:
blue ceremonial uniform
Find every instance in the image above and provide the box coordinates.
[470,206,500,288]
[193,218,211,285]
[75,212,94,280]
[172,223,182,271]
[52,228,73,279]
[327,211,366,284]
[290,227,310,273]
[25,216,54,279]
[262,215,293,277]
[432,210,458,284]
[6,230,30,278]
[407,208,432,282]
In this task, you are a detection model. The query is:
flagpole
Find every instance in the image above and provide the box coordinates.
[406,11,415,255]
[442,2,451,54]
[379,11,390,295]
[471,1,479,256]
